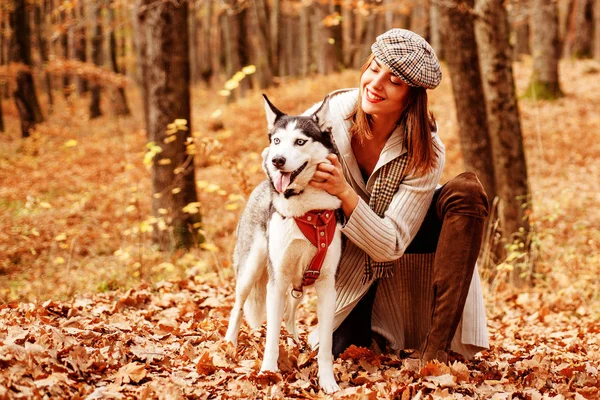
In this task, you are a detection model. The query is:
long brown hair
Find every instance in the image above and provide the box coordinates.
[347,54,439,175]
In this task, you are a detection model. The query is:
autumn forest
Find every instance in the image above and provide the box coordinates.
[0,0,599,398]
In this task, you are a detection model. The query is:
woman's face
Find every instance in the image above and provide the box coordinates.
[360,57,411,122]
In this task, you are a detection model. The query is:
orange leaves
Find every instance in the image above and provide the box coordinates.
[1,275,600,398]
[339,345,381,367]
[115,362,147,384]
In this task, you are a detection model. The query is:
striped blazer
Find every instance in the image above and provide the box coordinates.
[305,89,489,359]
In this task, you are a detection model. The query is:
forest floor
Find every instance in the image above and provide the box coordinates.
[0,59,599,398]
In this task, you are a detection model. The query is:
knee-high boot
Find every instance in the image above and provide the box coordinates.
[421,172,489,363]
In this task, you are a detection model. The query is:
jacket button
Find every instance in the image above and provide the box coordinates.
[321,243,326,248]
[307,216,312,221]
[325,213,329,218]
[320,231,325,236]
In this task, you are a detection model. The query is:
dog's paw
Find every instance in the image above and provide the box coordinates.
[223,334,238,347]
[260,362,278,373]
[319,376,340,394]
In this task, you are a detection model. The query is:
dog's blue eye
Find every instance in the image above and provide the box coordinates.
[295,139,306,146]
[273,138,280,145]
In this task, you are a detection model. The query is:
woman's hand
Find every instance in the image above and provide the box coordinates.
[310,154,359,217]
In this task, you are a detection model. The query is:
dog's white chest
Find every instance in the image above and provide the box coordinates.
[268,214,318,280]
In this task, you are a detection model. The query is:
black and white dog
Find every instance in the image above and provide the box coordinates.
[225,95,342,393]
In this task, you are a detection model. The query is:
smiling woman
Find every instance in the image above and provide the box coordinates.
[306,29,490,365]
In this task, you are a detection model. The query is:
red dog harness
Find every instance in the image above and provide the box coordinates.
[291,209,337,297]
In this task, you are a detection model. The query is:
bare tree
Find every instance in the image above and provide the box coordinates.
[75,0,88,95]
[563,0,594,57]
[133,0,201,250]
[249,0,273,87]
[33,1,53,114]
[439,0,496,202]
[594,0,600,60]
[526,0,563,99]
[509,0,530,59]
[109,1,130,116]
[475,0,532,285]
[10,0,44,137]
[90,1,103,119]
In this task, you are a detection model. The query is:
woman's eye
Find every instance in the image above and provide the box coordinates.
[295,139,306,146]
[390,79,401,86]
[273,138,280,144]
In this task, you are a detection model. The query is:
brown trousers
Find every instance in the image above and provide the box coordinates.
[332,172,489,358]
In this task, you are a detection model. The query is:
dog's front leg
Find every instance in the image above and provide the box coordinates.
[260,278,286,372]
[314,276,340,393]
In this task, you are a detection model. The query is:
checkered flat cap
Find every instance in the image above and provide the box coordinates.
[371,29,442,89]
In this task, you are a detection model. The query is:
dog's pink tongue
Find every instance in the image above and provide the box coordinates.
[274,172,292,193]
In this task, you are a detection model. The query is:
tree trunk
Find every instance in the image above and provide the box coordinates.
[299,5,310,77]
[526,0,563,99]
[270,0,281,75]
[595,0,600,60]
[250,0,273,87]
[330,0,343,71]
[132,1,150,134]
[509,1,530,59]
[10,0,44,138]
[90,1,103,119]
[75,0,88,95]
[429,0,444,60]
[342,0,355,67]
[34,2,54,114]
[221,1,250,100]
[60,7,71,98]
[564,0,594,57]
[410,0,430,40]
[109,1,130,116]
[134,0,201,250]
[438,0,496,204]
[475,0,532,286]
[572,0,594,57]
[199,0,213,86]
[1,9,6,130]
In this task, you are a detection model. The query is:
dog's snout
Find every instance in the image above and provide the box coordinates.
[272,156,286,169]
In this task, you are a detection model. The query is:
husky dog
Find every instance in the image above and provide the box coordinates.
[225,95,342,393]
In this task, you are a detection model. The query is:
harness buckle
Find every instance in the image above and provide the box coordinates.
[291,287,304,299]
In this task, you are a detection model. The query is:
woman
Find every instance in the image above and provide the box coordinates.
[307,29,490,363]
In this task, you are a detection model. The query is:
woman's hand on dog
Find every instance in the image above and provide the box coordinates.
[311,154,358,217]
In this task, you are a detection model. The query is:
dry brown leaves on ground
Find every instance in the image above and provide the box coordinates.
[1,275,598,399]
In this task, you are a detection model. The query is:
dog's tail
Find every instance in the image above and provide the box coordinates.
[243,267,268,329]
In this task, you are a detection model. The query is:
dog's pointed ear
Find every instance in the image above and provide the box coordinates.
[311,95,330,129]
[263,94,285,131]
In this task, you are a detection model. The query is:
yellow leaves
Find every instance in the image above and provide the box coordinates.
[200,243,219,252]
[64,139,78,148]
[172,188,182,195]
[157,158,172,165]
[53,257,65,265]
[322,12,341,27]
[220,65,256,96]
[144,142,162,167]
[165,119,188,136]
[182,202,201,214]
[224,79,239,91]
[55,233,67,242]
[225,203,239,211]
[140,220,154,233]
[39,202,52,209]
[328,38,335,45]
[242,65,256,75]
